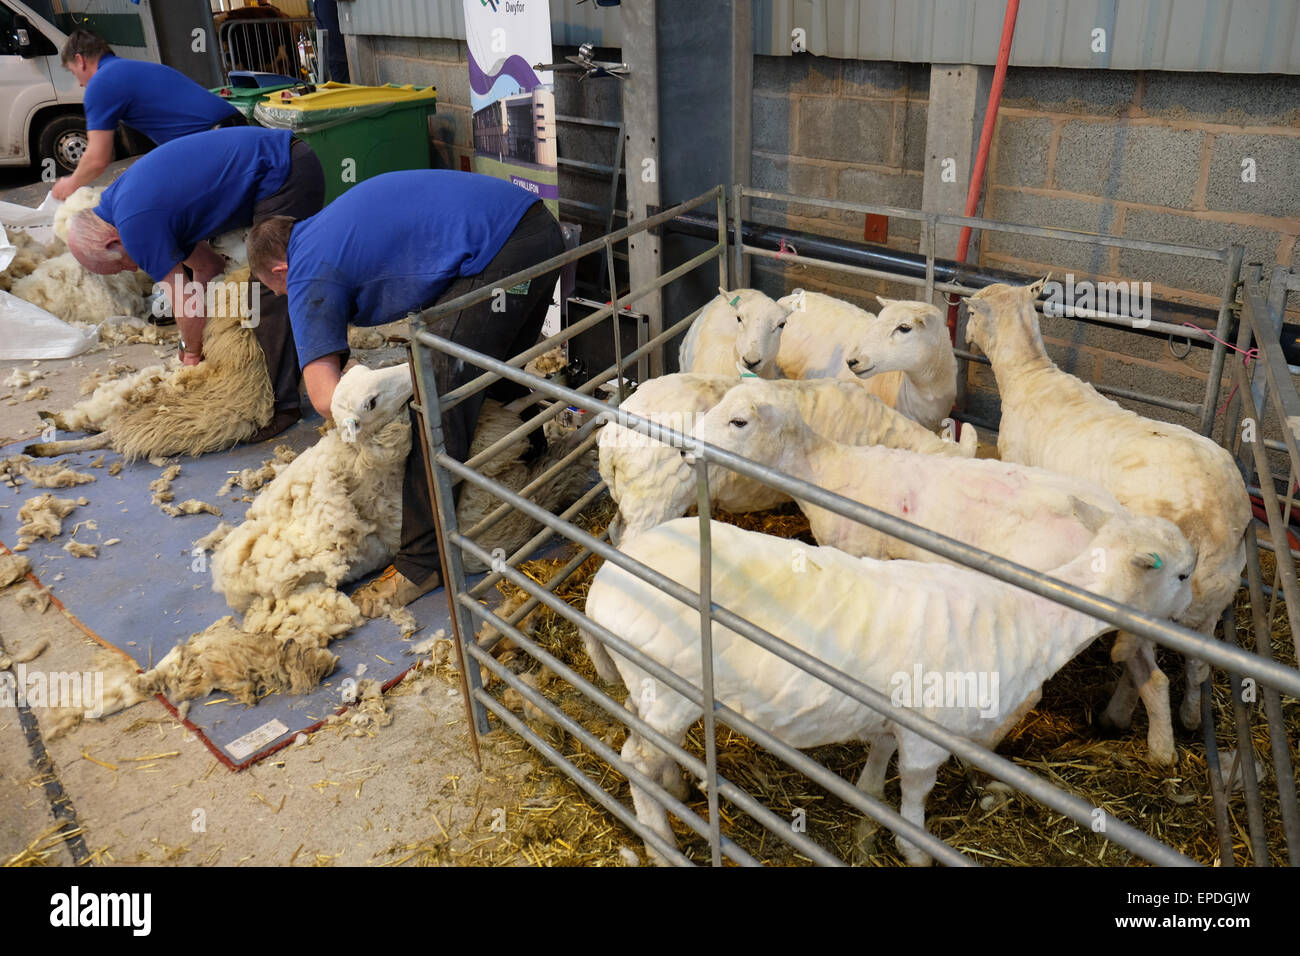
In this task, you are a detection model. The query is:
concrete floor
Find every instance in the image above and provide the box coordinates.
[1,166,542,865]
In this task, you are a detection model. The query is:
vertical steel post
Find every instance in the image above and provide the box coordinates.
[407,340,491,742]
[1200,244,1244,436]
[695,458,722,867]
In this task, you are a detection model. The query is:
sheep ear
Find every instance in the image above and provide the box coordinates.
[911,304,941,328]
[875,295,895,308]
[1131,551,1164,571]
[718,286,730,298]
[1027,274,1052,297]
[964,297,994,320]
[1068,496,1110,535]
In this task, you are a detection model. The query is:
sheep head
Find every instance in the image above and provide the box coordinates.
[844,299,944,378]
[331,364,413,443]
[688,380,798,465]
[719,287,790,379]
[1065,512,1196,623]
[962,277,1049,360]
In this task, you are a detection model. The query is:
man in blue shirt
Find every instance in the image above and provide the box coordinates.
[65,127,325,441]
[52,30,245,200]
[246,170,566,613]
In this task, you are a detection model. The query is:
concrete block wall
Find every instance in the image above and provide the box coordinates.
[749,55,929,304]
[748,53,1300,444]
[977,67,1300,437]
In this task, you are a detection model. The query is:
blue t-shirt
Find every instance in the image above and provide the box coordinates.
[96,127,293,281]
[84,54,239,144]
[286,170,542,367]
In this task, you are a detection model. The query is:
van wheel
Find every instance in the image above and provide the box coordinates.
[38,115,89,177]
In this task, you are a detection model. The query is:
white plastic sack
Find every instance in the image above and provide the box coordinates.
[0,290,99,359]
[0,223,13,273]
[0,192,60,247]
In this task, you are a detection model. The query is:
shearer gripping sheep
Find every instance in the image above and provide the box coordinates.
[52,29,246,200]
[245,169,567,615]
[64,126,325,442]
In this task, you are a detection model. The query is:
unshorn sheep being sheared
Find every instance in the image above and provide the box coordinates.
[964,279,1251,765]
[26,267,274,461]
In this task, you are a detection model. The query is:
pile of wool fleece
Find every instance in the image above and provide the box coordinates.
[98,586,364,716]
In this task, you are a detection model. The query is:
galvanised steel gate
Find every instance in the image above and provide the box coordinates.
[407,184,1300,866]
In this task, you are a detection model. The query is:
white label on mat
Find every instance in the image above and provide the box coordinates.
[226,719,290,760]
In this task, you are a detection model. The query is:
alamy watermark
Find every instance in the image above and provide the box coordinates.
[0,666,104,718]
[152,276,262,329]
[889,664,999,718]
[1042,274,1152,328]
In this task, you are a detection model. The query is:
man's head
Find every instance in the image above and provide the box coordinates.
[60,30,112,87]
[65,210,136,275]
[247,216,295,295]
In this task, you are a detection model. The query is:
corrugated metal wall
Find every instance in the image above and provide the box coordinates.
[340,0,1300,73]
[337,0,624,46]
[756,0,1300,73]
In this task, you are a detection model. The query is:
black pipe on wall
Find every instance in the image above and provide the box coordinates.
[666,211,1300,366]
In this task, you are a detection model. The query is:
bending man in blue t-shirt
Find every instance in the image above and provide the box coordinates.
[65,127,325,442]
[245,170,566,614]
[52,30,245,200]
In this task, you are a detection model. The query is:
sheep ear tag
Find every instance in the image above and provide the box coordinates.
[1151,553,1163,569]
[730,295,741,308]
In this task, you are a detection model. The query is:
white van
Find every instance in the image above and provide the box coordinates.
[0,0,86,176]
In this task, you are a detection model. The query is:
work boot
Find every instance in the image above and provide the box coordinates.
[351,565,441,618]
[246,407,301,444]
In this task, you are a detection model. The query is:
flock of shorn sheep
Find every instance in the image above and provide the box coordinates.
[590,279,1247,865]
[22,232,1248,863]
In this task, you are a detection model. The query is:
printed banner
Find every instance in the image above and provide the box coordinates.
[463,0,558,219]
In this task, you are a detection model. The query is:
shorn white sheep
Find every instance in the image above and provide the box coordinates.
[26,268,273,461]
[691,380,1191,574]
[597,372,977,545]
[677,288,792,378]
[964,279,1252,765]
[777,292,958,430]
[583,516,1195,865]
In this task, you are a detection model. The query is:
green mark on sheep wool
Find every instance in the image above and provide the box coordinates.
[1151,553,1162,569]
[506,280,531,295]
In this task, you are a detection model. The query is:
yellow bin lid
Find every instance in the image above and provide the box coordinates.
[261,81,436,111]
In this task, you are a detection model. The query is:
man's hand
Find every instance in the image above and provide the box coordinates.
[180,347,203,367]
[51,129,114,200]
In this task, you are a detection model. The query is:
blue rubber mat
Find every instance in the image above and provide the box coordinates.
[0,417,537,770]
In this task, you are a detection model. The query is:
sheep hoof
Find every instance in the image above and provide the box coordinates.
[850,818,880,863]
[1177,697,1203,732]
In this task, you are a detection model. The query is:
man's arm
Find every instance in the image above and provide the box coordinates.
[302,355,344,419]
[157,262,204,365]
[51,129,114,200]
[184,241,226,285]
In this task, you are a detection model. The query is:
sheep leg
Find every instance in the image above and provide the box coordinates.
[893,733,945,867]
[1178,620,1216,731]
[579,628,623,685]
[1130,639,1175,766]
[1100,631,1142,731]
[23,433,113,458]
[622,731,683,867]
[855,732,897,800]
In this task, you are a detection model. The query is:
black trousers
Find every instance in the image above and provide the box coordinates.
[248,138,325,416]
[395,201,566,583]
